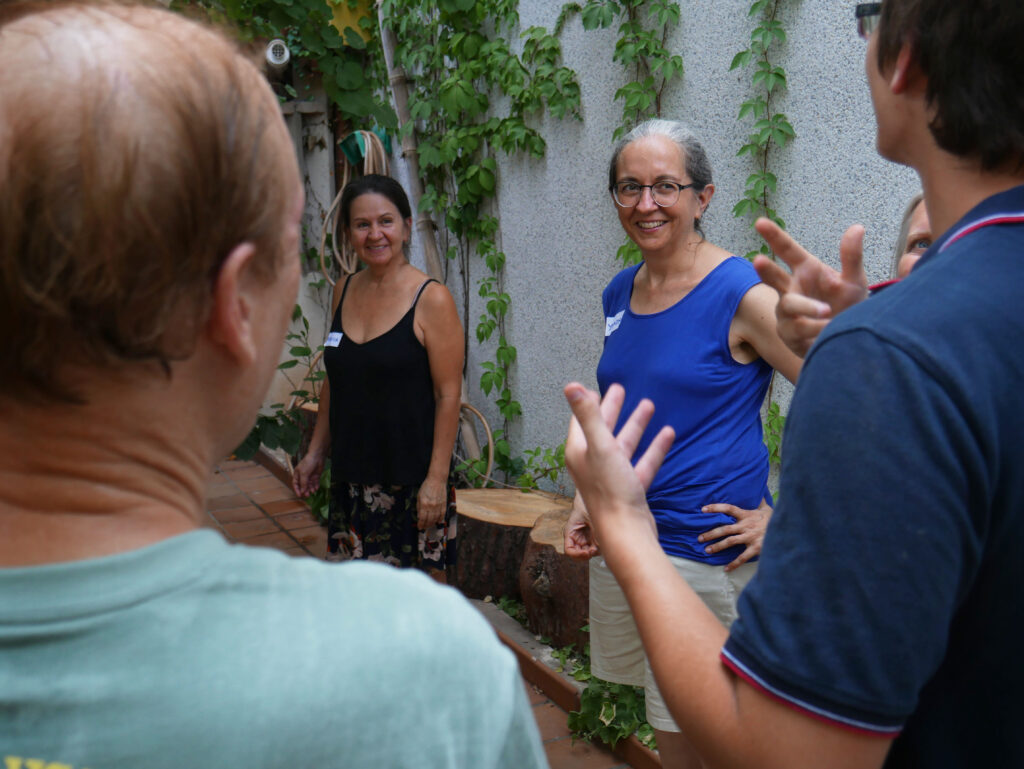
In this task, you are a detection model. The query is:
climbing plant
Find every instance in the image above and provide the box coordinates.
[556,0,684,266]
[380,0,581,482]
[730,0,795,260]
[731,0,797,466]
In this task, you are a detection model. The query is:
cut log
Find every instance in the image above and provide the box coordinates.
[519,508,589,651]
[454,489,571,602]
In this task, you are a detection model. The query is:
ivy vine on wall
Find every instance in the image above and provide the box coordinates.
[380,0,582,484]
[731,0,797,467]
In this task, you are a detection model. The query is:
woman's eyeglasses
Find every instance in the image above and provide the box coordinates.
[611,181,698,208]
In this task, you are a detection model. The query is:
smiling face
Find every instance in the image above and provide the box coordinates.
[346,193,411,267]
[612,135,711,258]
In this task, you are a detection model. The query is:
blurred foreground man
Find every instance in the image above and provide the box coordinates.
[0,2,546,766]
[562,1,1024,767]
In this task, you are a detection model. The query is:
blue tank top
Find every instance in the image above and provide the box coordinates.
[596,257,772,564]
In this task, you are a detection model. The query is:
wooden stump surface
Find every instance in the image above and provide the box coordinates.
[519,507,589,650]
[454,488,571,602]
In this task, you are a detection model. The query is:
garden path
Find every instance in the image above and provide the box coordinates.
[205,458,636,769]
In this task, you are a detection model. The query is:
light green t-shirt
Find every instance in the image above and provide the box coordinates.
[0,530,547,768]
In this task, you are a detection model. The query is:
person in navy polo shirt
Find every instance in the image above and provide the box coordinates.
[560,1,1024,767]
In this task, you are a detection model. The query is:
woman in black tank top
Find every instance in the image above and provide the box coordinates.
[291,175,464,573]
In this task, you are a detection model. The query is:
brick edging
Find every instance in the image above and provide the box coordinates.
[494,630,661,769]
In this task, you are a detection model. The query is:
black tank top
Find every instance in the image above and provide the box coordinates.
[325,277,437,486]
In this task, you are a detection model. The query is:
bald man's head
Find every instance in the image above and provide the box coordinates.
[0,1,300,401]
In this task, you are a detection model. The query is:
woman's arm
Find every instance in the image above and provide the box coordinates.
[731,281,804,384]
[291,278,346,497]
[416,282,464,529]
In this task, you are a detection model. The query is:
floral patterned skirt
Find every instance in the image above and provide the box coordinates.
[326,481,457,572]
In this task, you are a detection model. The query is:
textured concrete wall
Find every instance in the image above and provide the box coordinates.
[453,0,918,487]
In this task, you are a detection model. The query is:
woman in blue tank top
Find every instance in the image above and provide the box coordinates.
[564,120,802,769]
[291,175,464,574]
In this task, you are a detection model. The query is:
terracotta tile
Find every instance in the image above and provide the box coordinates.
[238,531,297,550]
[263,498,309,516]
[234,476,286,492]
[274,510,319,530]
[290,525,327,552]
[206,481,236,496]
[200,513,222,529]
[525,681,549,706]
[282,546,311,557]
[249,486,299,504]
[222,465,271,481]
[542,737,624,769]
[222,518,280,540]
[532,702,573,742]
[207,504,264,524]
[206,493,251,512]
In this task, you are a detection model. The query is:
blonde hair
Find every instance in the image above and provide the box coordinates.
[890,192,925,278]
[0,1,296,401]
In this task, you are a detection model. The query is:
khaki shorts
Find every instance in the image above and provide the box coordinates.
[588,554,757,732]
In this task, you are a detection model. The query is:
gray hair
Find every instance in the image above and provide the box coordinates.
[608,119,714,234]
[890,192,925,278]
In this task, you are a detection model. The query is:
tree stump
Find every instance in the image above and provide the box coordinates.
[454,489,570,602]
[519,506,589,651]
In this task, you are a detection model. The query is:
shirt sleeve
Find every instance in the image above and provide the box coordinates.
[722,326,987,735]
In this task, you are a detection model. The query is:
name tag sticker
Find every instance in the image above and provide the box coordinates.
[605,310,624,337]
[325,331,343,347]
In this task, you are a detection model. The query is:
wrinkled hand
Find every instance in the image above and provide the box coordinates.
[563,383,674,555]
[697,497,773,572]
[417,476,446,530]
[291,451,325,498]
[564,495,600,561]
[753,218,869,358]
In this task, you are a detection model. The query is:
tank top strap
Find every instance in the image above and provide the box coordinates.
[339,273,355,307]
[409,278,437,311]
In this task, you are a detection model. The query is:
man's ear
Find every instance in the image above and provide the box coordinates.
[890,42,919,95]
[207,242,258,366]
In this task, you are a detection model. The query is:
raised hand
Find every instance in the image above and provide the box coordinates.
[753,218,869,357]
[563,383,674,553]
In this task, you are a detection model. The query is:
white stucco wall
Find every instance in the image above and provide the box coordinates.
[456,0,918,486]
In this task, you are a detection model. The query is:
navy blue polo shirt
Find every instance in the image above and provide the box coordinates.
[722,185,1024,766]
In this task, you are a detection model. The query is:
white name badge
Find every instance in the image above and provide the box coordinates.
[604,310,624,337]
[325,331,343,347]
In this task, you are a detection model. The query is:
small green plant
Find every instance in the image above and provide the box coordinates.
[551,625,656,750]
[516,442,567,492]
[763,399,786,465]
[233,303,324,460]
[306,458,331,523]
[494,595,529,628]
[571,679,654,749]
